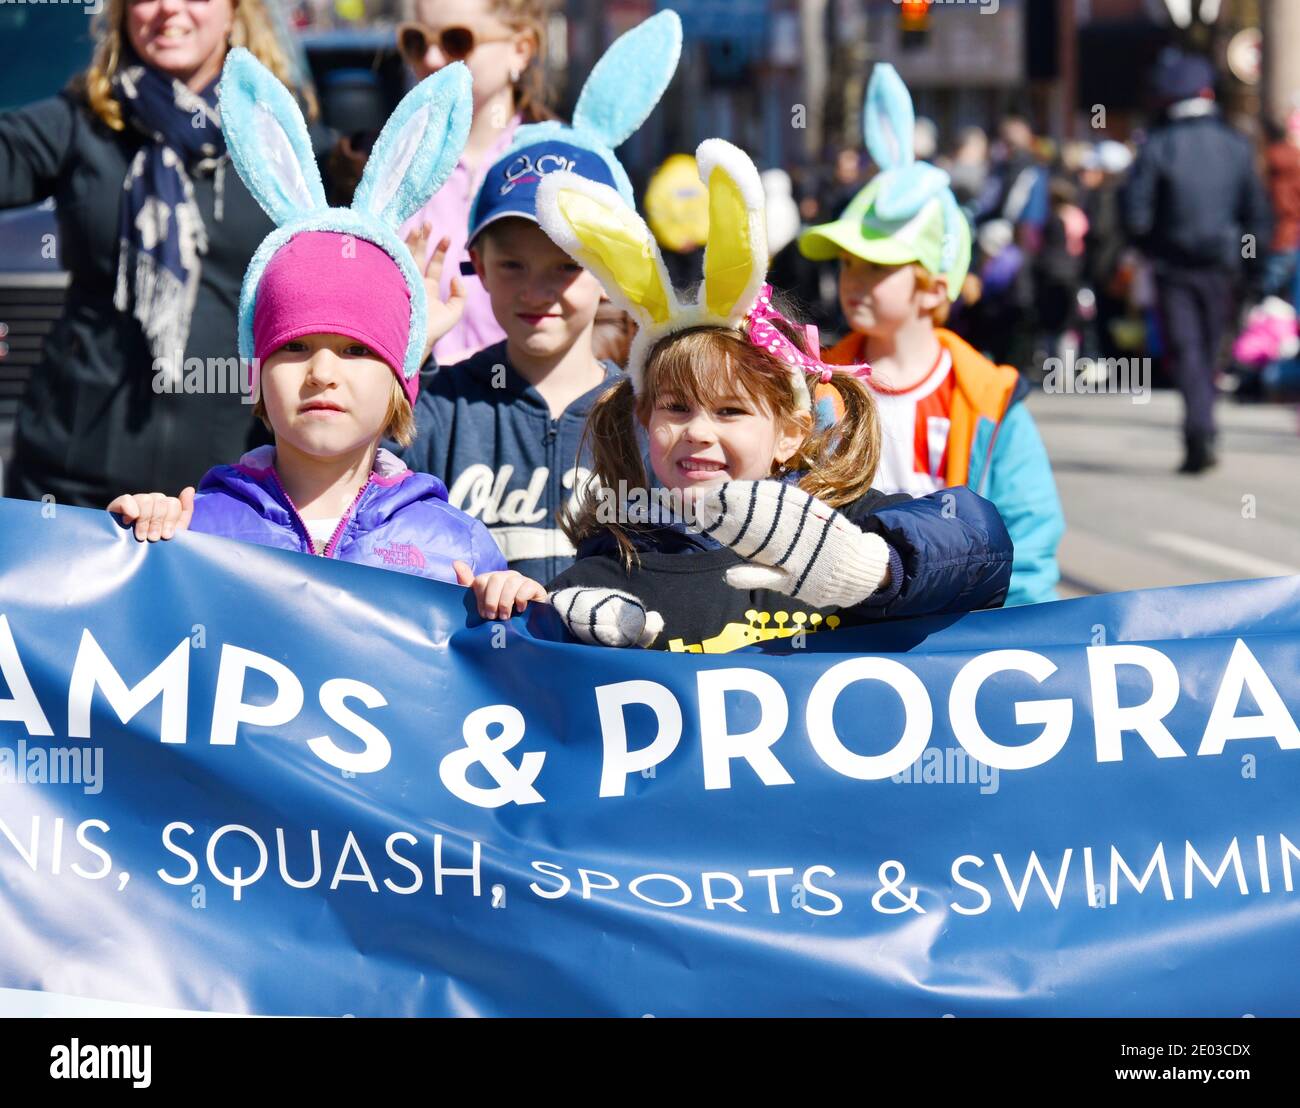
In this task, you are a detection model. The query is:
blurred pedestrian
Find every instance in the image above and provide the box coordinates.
[987,116,1050,249]
[945,125,992,210]
[1122,49,1272,473]
[1080,141,1133,360]
[0,0,317,508]
[1264,109,1300,309]
[1034,176,1088,362]
[960,218,1030,365]
[821,146,865,219]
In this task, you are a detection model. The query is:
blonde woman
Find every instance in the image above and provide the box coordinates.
[0,0,319,509]
[395,0,555,364]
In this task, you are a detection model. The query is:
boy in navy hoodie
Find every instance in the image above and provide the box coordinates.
[398,139,624,582]
[396,11,684,581]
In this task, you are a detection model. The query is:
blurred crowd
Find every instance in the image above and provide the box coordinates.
[753,74,1299,396]
[3,0,1297,515]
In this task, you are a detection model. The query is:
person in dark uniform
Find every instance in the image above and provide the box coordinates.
[1123,50,1271,474]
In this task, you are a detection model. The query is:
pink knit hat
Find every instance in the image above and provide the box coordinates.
[252,231,417,407]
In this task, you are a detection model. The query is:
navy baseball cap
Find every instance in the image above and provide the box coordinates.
[1153,49,1216,103]
[467,139,619,248]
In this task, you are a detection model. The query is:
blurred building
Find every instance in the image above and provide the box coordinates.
[561,0,811,184]
[555,0,1274,181]
[1072,0,1263,138]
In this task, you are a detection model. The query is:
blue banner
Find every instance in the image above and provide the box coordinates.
[1,498,1298,1016]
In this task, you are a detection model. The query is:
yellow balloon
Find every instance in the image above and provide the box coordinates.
[644,154,710,254]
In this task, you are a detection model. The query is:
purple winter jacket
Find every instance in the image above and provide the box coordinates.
[190,445,507,581]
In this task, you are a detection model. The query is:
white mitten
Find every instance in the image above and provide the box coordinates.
[693,480,892,608]
[549,586,665,648]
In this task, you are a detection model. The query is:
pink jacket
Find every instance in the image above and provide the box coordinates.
[399,115,523,365]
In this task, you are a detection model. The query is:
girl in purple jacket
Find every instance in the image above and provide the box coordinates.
[109,51,506,584]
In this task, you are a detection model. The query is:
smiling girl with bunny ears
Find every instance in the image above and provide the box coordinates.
[107,50,506,583]
[461,141,1013,651]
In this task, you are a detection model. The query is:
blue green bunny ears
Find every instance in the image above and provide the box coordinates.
[504,9,682,203]
[861,63,956,231]
[219,47,473,388]
[800,63,971,300]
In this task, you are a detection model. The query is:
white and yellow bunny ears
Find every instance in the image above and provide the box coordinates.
[536,139,770,394]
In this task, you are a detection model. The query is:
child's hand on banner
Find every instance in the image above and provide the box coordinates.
[107,487,196,542]
[454,562,548,621]
[548,586,664,648]
[405,225,468,362]
[693,480,892,608]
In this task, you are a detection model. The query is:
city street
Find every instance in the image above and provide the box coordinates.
[1033,389,1300,598]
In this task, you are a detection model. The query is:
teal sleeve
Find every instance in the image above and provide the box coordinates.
[983,402,1065,606]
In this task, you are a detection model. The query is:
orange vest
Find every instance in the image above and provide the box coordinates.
[825,328,1019,488]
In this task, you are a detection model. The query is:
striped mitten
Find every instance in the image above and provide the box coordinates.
[549,586,664,648]
[693,480,892,608]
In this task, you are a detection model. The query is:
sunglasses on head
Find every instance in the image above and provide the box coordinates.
[396,21,515,65]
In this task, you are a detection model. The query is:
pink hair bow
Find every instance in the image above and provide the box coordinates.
[744,284,871,384]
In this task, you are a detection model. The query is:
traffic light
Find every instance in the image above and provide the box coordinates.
[900,0,932,50]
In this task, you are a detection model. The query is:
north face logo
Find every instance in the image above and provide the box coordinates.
[373,542,426,569]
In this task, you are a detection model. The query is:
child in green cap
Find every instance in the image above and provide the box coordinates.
[800,64,1064,607]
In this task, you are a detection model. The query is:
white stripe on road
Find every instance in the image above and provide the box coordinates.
[1147,531,1300,580]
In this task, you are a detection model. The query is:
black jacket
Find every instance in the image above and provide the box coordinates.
[1122,104,1271,272]
[547,485,1013,654]
[0,91,289,507]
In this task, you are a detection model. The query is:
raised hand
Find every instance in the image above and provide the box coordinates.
[692,480,892,608]
[404,225,467,361]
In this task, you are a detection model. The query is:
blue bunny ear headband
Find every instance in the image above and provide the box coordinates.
[799,63,971,301]
[479,8,682,209]
[219,47,472,388]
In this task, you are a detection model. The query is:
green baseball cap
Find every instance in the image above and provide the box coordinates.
[799,173,972,302]
[798,63,972,301]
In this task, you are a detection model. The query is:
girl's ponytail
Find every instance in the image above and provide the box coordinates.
[785,375,882,509]
[559,378,645,568]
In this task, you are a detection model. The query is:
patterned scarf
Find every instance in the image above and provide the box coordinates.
[112,58,226,382]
